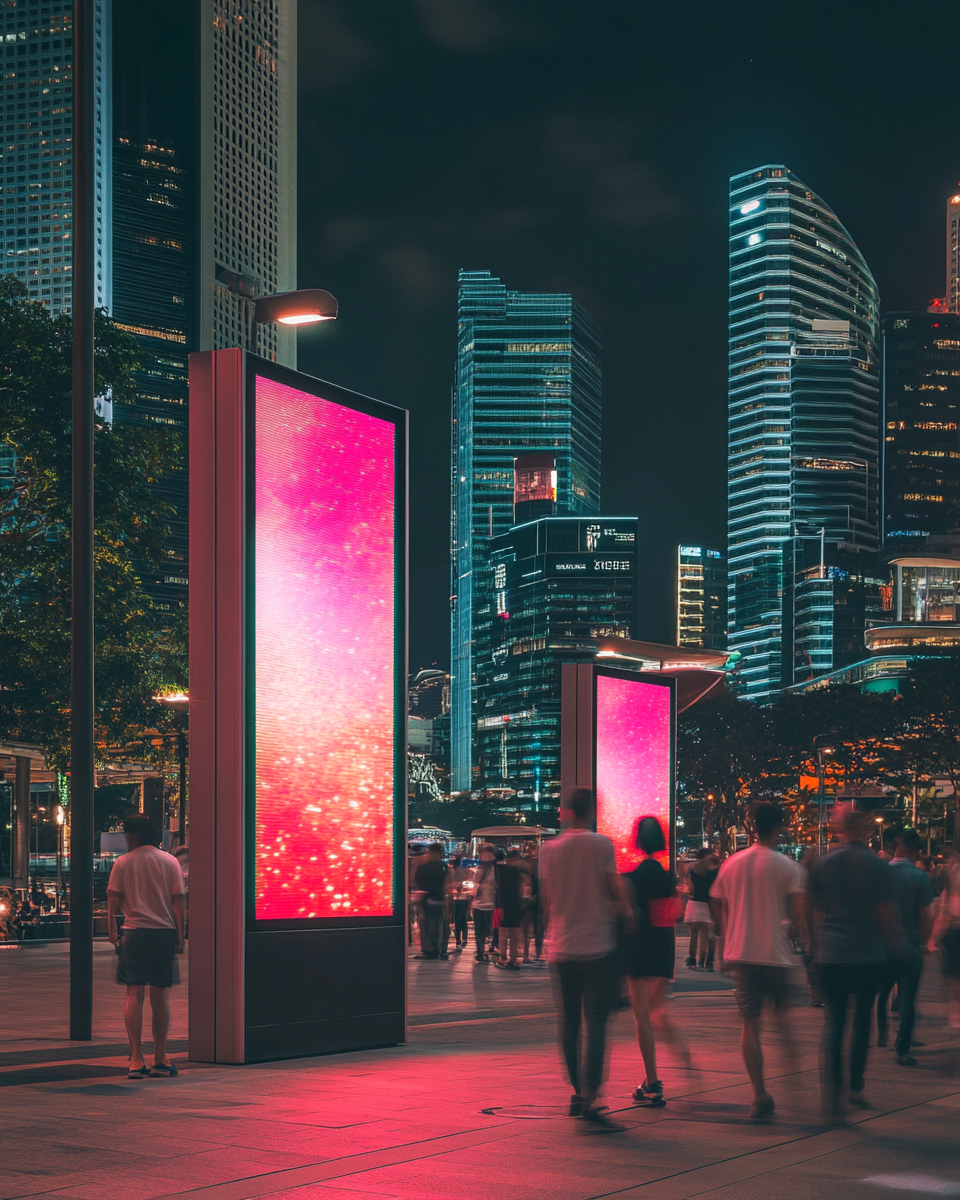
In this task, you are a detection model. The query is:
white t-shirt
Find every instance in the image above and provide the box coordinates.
[539,829,617,962]
[711,844,804,968]
[107,845,186,930]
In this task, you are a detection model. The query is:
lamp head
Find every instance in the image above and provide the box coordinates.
[254,288,338,326]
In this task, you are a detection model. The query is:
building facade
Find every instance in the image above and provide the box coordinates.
[450,270,601,792]
[677,545,726,649]
[882,311,960,549]
[474,514,638,810]
[727,165,881,699]
[1,0,297,609]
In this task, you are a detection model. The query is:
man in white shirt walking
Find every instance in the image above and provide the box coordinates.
[711,802,805,1121]
[107,815,186,1079]
[540,787,632,1131]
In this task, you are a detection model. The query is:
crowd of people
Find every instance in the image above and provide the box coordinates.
[411,794,960,1132]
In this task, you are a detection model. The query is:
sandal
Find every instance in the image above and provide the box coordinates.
[127,1065,151,1080]
[151,1062,179,1077]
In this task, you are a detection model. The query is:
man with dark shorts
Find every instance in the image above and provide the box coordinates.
[107,815,186,1079]
[711,802,805,1122]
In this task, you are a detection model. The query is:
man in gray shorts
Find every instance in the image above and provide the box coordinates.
[107,815,186,1079]
[711,802,805,1121]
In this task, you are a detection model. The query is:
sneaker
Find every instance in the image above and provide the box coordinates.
[896,1053,919,1067]
[632,1080,665,1107]
[580,1105,626,1132]
[847,1090,872,1110]
[685,957,696,969]
[568,1093,583,1117]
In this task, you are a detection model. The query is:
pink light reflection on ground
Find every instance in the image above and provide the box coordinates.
[254,375,395,920]
[595,674,672,873]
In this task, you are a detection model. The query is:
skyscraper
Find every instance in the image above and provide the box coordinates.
[882,311,960,547]
[476,513,638,809]
[727,166,880,699]
[0,1,297,608]
[947,190,960,314]
[676,545,726,649]
[450,270,601,792]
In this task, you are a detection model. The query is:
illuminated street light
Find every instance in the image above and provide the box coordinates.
[152,692,189,847]
[254,288,338,326]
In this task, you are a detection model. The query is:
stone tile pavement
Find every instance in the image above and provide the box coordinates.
[1,940,958,1199]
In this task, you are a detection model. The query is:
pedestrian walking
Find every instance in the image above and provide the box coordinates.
[539,787,633,1131]
[106,815,186,1079]
[471,843,497,962]
[711,802,805,1122]
[449,854,471,952]
[495,847,524,969]
[933,846,960,1030]
[521,841,544,963]
[683,849,719,971]
[876,829,934,1065]
[808,803,903,1120]
[622,815,690,1110]
[413,842,450,960]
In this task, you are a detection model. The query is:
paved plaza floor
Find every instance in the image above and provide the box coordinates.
[2,939,959,1199]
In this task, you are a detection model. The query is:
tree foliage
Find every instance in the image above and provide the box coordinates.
[0,276,187,767]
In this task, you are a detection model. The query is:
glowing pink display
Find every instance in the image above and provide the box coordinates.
[254,375,396,920]
[595,674,672,873]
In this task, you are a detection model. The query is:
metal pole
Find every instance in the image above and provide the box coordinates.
[69,0,95,1041]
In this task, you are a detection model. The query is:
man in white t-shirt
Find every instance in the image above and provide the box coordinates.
[540,788,633,1132]
[107,815,186,1079]
[710,802,805,1122]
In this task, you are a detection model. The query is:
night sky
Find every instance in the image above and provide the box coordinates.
[295,0,959,672]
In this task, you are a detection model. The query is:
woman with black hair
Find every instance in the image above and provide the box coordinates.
[622,815,692,1108]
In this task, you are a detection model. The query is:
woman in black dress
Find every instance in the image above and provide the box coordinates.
[622,816,692,1108]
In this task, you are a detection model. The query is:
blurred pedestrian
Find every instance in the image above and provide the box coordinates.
[540,787,632,1131]
[933,845,960,1030]
[876,829,934,1065]
[413,842,450,960]
[711,802,805,1122]
[471,843,497,962]
[107,814,186,1079]
[495,847,524,969]
[521,841,544,963]
[808,803,903,1120]
[683,849,719,971]
[449,854,471,952]
[622,816,689,1110]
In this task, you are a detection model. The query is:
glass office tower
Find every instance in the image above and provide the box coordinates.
[450,271,601,792]
[727,166,880,699]
[0,1,297,609]
[476,515,638,809]
[882,311,960,547]
[677,546,727,649]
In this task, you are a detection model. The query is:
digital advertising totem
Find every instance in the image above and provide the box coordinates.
[188,350,408,1063]
[561,664,676,872]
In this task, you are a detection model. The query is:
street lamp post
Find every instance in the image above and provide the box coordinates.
[69,0,96,1043]
[815,743,834,853]
[154,693,189,848]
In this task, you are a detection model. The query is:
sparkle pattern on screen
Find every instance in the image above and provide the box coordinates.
[595,674,672,873]
[254,375,395,920]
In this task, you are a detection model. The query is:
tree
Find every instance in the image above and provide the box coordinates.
[0,277,187,767]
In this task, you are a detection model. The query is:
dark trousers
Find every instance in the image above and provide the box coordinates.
[419,900,448,957]
[554,953,618,1096]
[878,955,923,1053]
[820,962,882,1097]
[453,900,470,945]
[473,907,493,958]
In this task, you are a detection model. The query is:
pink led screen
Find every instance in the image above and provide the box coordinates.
[595,673,672,873]
[254,374,396,920]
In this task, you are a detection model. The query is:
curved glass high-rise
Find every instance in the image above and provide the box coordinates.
[727,166,880,699]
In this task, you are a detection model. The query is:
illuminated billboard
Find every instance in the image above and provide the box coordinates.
[594,671,674,873]
[252,374,401,922]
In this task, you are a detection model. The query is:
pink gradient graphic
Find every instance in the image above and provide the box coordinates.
[595,674,672,873]
[254,375,396,920]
